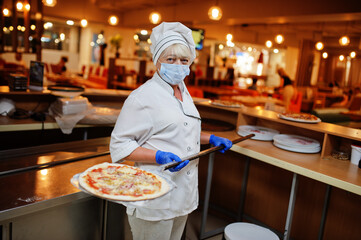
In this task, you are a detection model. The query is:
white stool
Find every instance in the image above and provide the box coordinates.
[224,222,279,240]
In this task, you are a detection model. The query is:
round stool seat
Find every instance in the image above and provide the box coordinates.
[224,222,279,240]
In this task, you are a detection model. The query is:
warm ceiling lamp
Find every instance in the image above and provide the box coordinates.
[80,19,88,28]
[208,6,222,21]
[339,36,350,46]
[315,41,324,51]
[3,8,10,16]
[350,51,356,58]
[108,15,118,25]
[339,55,345,61]
[149,12,161,24]
[43,0,57,7]
[66,20,74,26]
[16,2,23,11]
[24,4,30,11]
[275,34,284,44]
[226,33,233,41]
[322,52,328,59]
[265,40,272,48]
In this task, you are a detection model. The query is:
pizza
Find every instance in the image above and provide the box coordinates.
[211,99,241,108]
[279,112,321,123]
[78,162,170,201]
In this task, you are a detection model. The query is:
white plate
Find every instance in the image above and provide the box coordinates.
[273,142,321,153]
[273,134,320,148]
[237,125,280,141]
[278,113,321,123]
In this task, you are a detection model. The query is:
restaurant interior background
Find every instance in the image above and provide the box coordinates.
[1,0,361,99]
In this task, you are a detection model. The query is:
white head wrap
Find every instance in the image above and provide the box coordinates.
[150,22,196,64]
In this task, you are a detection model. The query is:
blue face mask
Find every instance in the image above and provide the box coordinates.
[158,63,190,85]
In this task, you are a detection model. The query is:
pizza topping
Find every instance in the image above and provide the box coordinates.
[79,163,169,201]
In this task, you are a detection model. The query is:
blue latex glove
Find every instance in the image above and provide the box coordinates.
[209,135,233,153]
[155,150,189,172]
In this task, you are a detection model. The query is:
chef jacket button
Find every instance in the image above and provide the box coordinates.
[187,171,190,175]
[196,141,199,145]
[184,122,188,126]
[187,146,191,151]
[196,164,198,167]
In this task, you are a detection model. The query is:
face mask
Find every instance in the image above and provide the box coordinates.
[158,63,190,85]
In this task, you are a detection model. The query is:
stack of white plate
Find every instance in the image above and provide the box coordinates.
[273,134,321,153]
[237,125,280,141]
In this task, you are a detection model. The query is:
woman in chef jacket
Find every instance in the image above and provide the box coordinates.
[110,22,232,240]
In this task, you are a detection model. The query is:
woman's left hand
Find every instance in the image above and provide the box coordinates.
[209,135,233,153]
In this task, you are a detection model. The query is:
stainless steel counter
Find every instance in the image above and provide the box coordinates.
[0,137,127,240]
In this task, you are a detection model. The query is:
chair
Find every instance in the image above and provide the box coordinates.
[312,92,326,109]
[223,222,279,240]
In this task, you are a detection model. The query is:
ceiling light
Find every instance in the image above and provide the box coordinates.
[80,19,88,27]
[149,12,161,25]
[265,40,272,48]
[43,0,57,7]
[275,34,284,44]
[208,6,222,21]
[226,33,233,41]
[66,20,74,26]
[60,33,65,41]
[24,4,30,11]
[30,25,36,30]
[35,12,42,20]
[273,49,279,53]
[108,15,118,26]
[226,40,234,47]
[43,22,53,29]
[16,2,23,11]
[339,55,345,61]
[218,44,224,50]
[140,30,148,35]
[339,36,350,46]
[322,52,328,59]
[315,41,324,51]
[350,51,356,58]
[3,8,10,16]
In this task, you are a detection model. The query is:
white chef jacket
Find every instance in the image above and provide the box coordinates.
[110,73,201,221]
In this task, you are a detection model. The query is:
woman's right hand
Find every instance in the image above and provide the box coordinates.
[155,150,189,172]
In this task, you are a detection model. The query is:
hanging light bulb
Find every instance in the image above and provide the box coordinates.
[43,0,57,7]
[265,40,272,48]
[208,6,222,21]
[350,51,356,58]
[80,19,88,28]
[16,2,23,11]
[339,55,345,61]
[226,33,233,41]
[315,42,324,51]
[24,4,30,11]
[3,8,10,16]
[322,52,328,59]
[339,36,350,46]
[149,12,161,24]
[275,34,284,44]
[108,15,118,25]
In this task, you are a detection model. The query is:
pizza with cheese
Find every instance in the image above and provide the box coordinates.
[278,112,321,123]
[78,162,170,201]
[211,99,241,108]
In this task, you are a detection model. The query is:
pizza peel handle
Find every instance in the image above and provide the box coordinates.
[163,134,255,171]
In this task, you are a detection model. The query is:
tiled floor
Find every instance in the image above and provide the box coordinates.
[123,208,229,240]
